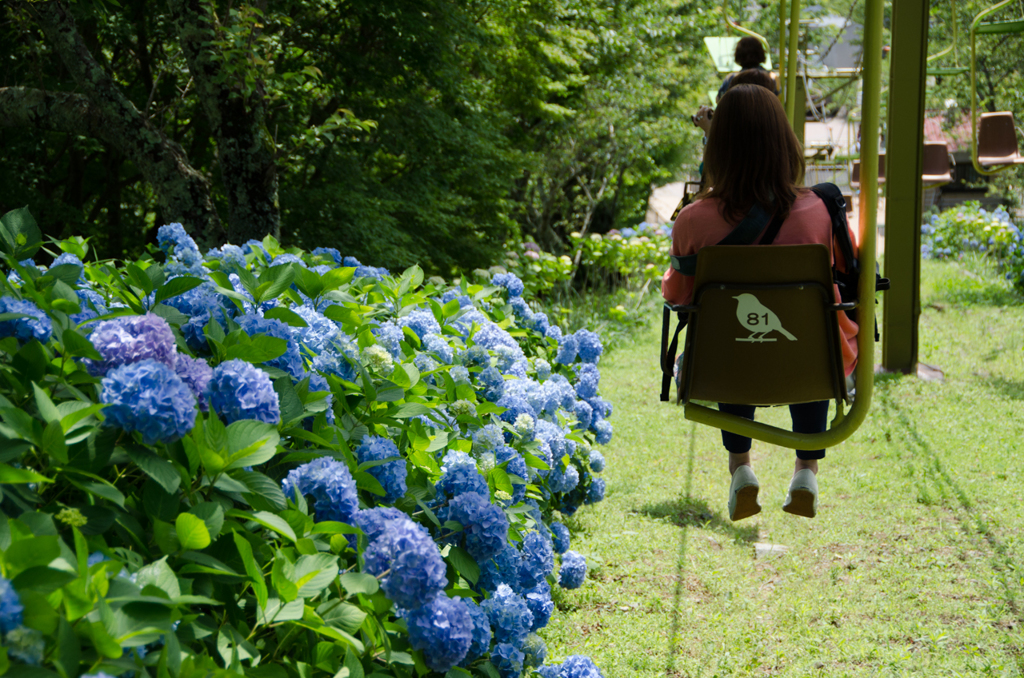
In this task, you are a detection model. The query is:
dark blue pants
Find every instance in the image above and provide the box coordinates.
[718,401,830,460]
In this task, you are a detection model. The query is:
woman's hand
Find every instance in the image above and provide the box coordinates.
[691,105,714,133]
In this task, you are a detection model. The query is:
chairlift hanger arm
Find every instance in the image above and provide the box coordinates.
[723,0,771,52]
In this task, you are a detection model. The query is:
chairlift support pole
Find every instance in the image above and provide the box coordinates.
[882,0,931,373]
[785,0,803,127]
[685,0,884,449]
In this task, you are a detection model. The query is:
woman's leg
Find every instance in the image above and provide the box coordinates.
[788,400,830,474]
[719,403,756,472]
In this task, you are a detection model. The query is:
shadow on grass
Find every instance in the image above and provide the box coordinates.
[932,284,1024,308]
[875,382,1024,670]
[640,496,759,543]
[975,374,1024,401]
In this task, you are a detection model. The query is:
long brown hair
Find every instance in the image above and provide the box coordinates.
[699,84,805,222]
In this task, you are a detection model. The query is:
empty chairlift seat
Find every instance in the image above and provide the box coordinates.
[850,154,886,190]
[978,112,1024,167]
[676,244,851,407]
[922,141,953,185]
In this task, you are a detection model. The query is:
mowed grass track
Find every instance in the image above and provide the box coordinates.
[541,258,1024,677]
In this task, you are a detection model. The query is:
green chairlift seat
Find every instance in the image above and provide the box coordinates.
[674,244,851,407]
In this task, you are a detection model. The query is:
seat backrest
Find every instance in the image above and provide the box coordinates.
[979,112,1020,159]
[922,141,952,178]
[680,244,846,406]
[851,154,886,186]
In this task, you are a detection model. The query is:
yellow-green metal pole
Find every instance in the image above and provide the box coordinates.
[778,0,788,100]
[685,0,884,449]
[785,0,802,126]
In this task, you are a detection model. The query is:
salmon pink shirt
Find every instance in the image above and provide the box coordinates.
[661,192,859,375]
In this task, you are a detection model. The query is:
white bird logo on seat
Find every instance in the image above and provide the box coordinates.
[733,293,797,343]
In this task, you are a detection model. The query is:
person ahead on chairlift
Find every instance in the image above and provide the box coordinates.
[717,37,779,102]
[661,84,860,522]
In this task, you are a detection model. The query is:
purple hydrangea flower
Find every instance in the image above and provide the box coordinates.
[101,360,197,444]
[524,582,554,631]
[550,522,571,554]
[491,272,525,297]
[559,551,587,589]
[0,297,52,345]
[0,576,24,634]
[519,531,554,589]
[205,359,280,424]
[354,436,408,503]
[482,583,533,646]
[443,491,509,562]
[174,353,213,412]
[491,642,525,678]
[282,457,359,524]
[363,515,448,608]
[84,313,176,376]
[237,313,305,379]
[403,593,473,672]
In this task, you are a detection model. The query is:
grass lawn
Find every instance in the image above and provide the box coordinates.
[542,256,1024,676]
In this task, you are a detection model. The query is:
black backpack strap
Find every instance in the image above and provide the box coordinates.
[811,183,857,276]
[758,209,787,245]
[670,202,773,275]
[660,304,689,402]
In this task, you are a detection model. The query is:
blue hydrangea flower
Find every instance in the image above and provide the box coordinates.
[491,642,525,678]
[594,420,613,445]
[559,551,587,589]
[523,633,548,670]
[472,424,504,454]
[574,329,603,363]
[206,244,248,274]
[51,252,85,282]
[372,320,405,359]
[5,625,44,665]
[244,240,272,264]
[450,365,471,385]
[101,359,197,444]
[549,522,570,554]
[237,313,305,379]
[555,334,579,365]
[271,253,306,268]
[479,542,524,593]
[0,576,24,634]
[354,507,406,542]
[585,477,606,504]
[0,297,52,345]
[354,436,408,503]
[305,372,335,425]
[534,359,552,381]
[292,306,338,357]
[478,365,505,402]
[587,397,612,421]
[519,531,554,589]
[473,322,525,364]
[524,582,554,631]
[548,459,580,494]
[400,308,441,340]
[174,353,213,412]
[205,359,280,424]
[84,313,177,376]
[588,450,605,473]
[72,288,108,326]
[497,446,528,505]
[510,296,531,319]
[363,515,448,608]
[282,457,359,524]
[458,344,490,367]
[462,598,492,664]
[573,364,600,400]
[491,272,525,297]
[312,331,360,382]
[423,333,454,363]
[443,491,509,562]
[309,247,341,264]
[157,223,203,267]
[441,289,474,307]
[482,583,533,646]
[539,655,605,678]
[403,593,473,672]
[436,463,488,500]
[545,325,563,343]
[497,395,536,431]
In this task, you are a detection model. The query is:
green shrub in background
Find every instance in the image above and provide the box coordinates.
[0,208,613,678]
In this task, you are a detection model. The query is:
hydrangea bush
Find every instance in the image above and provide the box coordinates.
[0,207,611,678]
[920,202,1024,288]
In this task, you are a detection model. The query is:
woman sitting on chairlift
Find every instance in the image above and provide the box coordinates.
[662,84,859,522]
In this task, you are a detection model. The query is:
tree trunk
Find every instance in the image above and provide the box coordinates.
[169,0,281,244]
[26,1,225,247]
